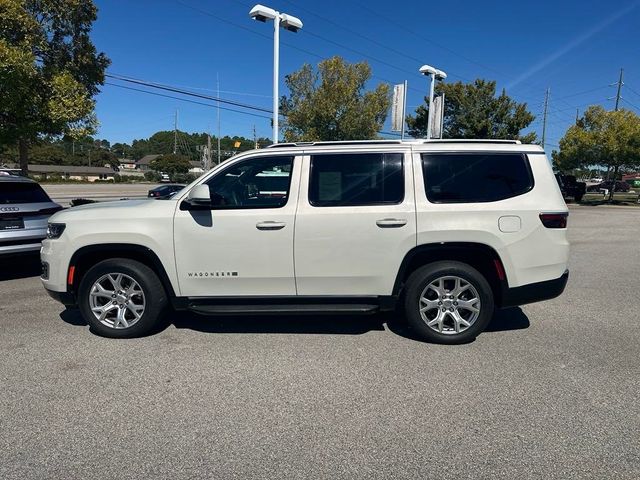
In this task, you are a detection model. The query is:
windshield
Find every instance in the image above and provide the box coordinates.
[0,182,52,204]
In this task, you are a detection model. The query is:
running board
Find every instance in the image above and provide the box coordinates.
[188,303,380,315]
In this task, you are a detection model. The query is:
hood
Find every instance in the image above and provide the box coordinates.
[49,198,176,223]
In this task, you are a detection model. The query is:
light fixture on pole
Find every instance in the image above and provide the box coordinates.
[419,64,447,140]
[249,4,303,144]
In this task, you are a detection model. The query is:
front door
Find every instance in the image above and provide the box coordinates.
[174,154,301,297]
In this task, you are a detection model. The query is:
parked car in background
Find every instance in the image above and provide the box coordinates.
[148,184,185,199]
[1,176,62,256]
[586,181,631,193]
[555,174,586,202]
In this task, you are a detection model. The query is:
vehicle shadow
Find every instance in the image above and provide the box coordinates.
[386,307,530,343]
[0,253,42,281]
[171,310,386,335]
[59,306,530,341]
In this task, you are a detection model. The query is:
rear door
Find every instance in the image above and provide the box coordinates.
[294,149,416,296]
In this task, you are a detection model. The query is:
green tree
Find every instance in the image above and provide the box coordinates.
[150,154,191,176]
[407,79,536,143]
[554,105,640,200]
[280,56,391,141]
[0,0,109,174]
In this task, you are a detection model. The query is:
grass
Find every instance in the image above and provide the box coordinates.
[579,192,640,206]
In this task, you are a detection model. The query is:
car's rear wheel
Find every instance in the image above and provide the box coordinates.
[403,261,494,344]
[78,258,167,338]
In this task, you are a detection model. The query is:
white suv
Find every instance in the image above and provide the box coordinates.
[41,140,569,344]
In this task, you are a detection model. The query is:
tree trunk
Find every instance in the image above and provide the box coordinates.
[608,165,618,202]
[18,138,29,176]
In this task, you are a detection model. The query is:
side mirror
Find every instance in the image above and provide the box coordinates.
[181,184,211,210]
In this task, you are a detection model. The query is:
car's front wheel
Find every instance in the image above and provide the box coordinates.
[78,258,168,338]
[403,261,494,344]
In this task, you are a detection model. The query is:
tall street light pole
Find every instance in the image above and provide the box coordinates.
[249,4,303,144]
[419,65,447,140]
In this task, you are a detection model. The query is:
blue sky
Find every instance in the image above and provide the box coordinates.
[92,0,640,151]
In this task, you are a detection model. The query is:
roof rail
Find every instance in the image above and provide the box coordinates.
[265,138,522,148]
[266,140,403,148]
[421,139,521,145]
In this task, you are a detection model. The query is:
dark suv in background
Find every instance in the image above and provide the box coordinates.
[0,175,62,256]
[555,174,586,202]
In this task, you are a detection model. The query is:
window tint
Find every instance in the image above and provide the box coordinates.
[205,156,294,209]
[0,182,51,204]
[309,153,404,207]
[421,153,533,203]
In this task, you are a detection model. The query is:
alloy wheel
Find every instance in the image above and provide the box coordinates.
[418,275,481,335]
[88,273,146,329]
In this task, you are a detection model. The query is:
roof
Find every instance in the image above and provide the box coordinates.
[137,154,162,165]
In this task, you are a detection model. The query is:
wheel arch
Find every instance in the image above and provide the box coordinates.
[393,242,508,307]
[68,243,177,298]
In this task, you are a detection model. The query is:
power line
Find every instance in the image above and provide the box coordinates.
[173,0,423,95]
[621,97,640,111]
[106,73,273,113]
[174,0,425,95]
[626,84,640,99]
[104,82,272,120]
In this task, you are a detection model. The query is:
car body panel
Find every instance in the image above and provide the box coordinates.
[41,140,570,305]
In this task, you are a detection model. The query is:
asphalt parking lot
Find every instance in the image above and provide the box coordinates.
[1,206,639,479]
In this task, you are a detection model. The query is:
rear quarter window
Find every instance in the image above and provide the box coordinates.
[0,182,52,204]
[421,152,534,203]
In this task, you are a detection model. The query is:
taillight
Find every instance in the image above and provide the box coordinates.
[539,212,568,228]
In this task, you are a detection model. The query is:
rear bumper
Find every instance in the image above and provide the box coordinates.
[45,287,77,307]
[501,270,569,308]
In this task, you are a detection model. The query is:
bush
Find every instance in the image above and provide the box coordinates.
[171,173,199,184]
[144,171,161,182]
[114,174,146,183]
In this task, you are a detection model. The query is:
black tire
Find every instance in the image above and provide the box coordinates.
[575,194,584,202]
[403,261,494,344]
[77,258,168,338]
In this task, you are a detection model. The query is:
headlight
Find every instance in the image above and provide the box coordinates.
[46,223,66,239]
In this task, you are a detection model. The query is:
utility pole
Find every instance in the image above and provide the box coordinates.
[217,74,221,165]
[206,133,212,170]
[576,108,579,125]
[614,68,624,111]
[173,109,178,154]
[253,125,258,149]
[541,88,550,150]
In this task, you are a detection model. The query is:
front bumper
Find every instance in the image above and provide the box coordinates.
[44,287,77,307]
[501,270,569,308]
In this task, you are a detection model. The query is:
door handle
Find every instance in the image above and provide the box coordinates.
[376,218,407,228]
[256,221,286,231]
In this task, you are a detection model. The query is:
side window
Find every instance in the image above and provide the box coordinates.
[421,153,534,203]
[205,155,294,209]
[309,152,404,207]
